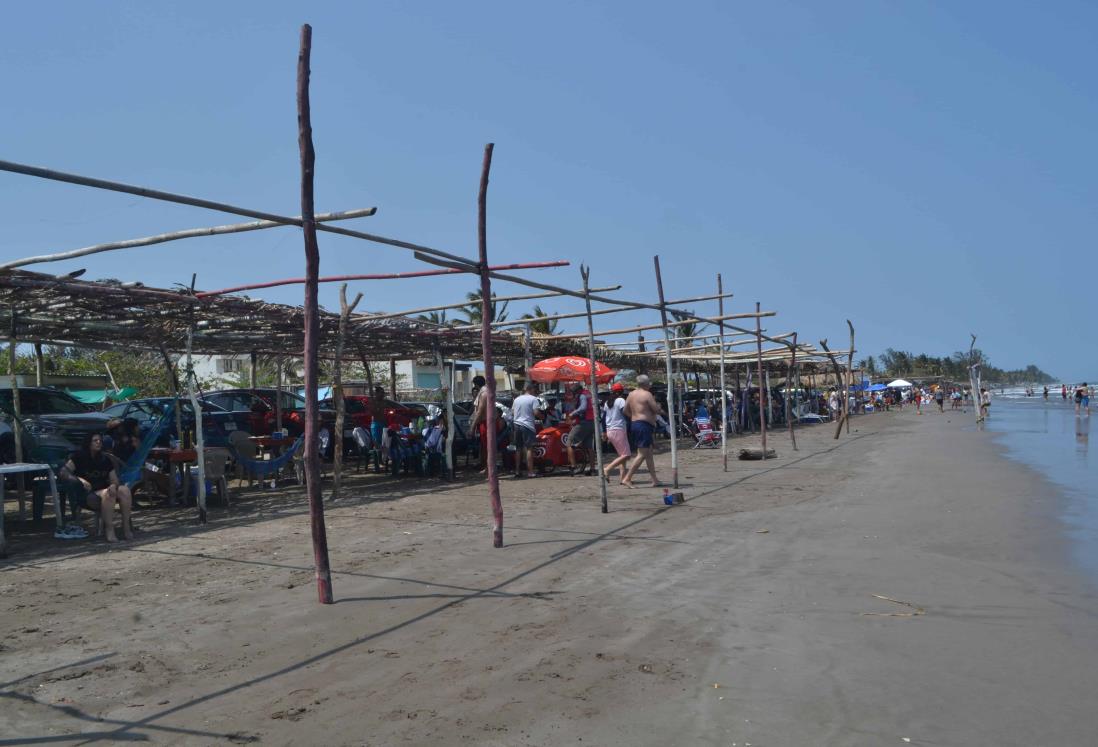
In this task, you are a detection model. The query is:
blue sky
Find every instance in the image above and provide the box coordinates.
[1,1,1095,380]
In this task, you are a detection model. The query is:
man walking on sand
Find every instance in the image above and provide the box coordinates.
[510,383,542,478]
[622,374,665,488]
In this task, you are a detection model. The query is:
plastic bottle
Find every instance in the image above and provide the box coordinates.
[663,488,674,506]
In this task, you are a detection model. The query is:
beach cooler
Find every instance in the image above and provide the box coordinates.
[530,425,589,475]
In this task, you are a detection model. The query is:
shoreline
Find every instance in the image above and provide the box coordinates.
[3,409,1097,745]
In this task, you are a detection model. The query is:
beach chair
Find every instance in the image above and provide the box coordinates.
[351,426,377,473]
[692,415,720,449]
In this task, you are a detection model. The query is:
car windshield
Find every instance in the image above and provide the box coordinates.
[27,390,91,415]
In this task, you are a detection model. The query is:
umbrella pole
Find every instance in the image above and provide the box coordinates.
[653,256,678,489]
[581,266,608,513]
[717,273,728,472]
[477,143,504,548]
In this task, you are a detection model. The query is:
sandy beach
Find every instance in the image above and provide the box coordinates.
[3,409,1098,746]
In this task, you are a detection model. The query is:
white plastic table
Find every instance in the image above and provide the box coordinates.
[0,463,62,557]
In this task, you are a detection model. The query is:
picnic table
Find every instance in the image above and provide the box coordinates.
[0,462,62,557]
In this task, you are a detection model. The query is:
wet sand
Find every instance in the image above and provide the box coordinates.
[3,408,1097,745]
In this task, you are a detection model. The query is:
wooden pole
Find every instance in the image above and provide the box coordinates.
[249,352,258,389]
[275,357,283,434]
[653,256,678,488]
[788,332,798,451]
[819,338,847,439]
[332,284,362,501]
[522,323,533,379]
[0,208,377,271]
[33,343,43,387]
[716,274,728,472]
[581,265,608,513]
[184,327,207,523]
[359,285,621,323]
[846,320,855,434]
[477,143,504,548]
[7,320,25,520]
[755,301,768,458]
[445,355,456,479]
[297,23,334,604]
[389,358,397,399]
[158,344,185,457]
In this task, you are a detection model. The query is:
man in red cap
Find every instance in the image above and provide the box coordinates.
[601,382,632,483]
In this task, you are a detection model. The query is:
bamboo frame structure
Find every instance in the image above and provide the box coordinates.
[717,274,728,472]
[477,144,504,549]
[653,256,679,489]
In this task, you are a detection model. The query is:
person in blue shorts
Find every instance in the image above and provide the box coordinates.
[621,374,665,488]
[1075,383,1090,416]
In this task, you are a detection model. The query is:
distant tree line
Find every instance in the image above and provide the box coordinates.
[857,348,1054,385]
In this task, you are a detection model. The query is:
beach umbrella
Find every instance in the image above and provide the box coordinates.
[887,379,913,388]
[527,356,616,384]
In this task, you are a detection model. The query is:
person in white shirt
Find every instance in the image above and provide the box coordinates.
[510,383,542,478]
[601,382,631,484]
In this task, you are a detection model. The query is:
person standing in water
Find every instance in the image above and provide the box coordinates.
[1075,383,1090,417]
[1043,386,1050,401]
[1062,384,1068,402]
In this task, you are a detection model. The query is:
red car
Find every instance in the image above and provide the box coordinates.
[320,395,421,433]
[202,388,337,438]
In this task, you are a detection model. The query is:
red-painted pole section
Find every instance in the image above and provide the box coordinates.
[194,261,569,298]
[297,24,334,605]
[478,143,503,549]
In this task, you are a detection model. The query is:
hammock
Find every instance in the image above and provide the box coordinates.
[232,435,305,477]
[119,410,175,486]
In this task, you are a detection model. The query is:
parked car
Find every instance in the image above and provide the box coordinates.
[318,395,422,432]
[0,387,112,468]
[102,397,243,448]
[202,388,337,438]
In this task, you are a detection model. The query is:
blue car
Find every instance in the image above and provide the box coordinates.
[102,397,245,448]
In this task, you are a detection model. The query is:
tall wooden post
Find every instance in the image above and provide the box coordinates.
[436,347,455,479]
[846,320,855,434]
[7,319,25,520]
[275,357,284,434]
[522,323,533,381]
[581,265,608,513]
[184,327,207,523]
[755,301,767,457]
[34,343,43,387]
[716,274,728,472]
[333,284,362,501]
[653,256,678,488]
[250,351,258,389]
[788,332,798,451]
[389,358,397,399]
[297,24,334,604]
[477,143,504,548]
[157,344,185,459]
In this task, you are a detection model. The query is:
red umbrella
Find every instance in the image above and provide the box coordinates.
[527,356,616,385]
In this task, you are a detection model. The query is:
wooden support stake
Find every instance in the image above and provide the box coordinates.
[716,274,728,471]
[846,320,855,434]
[297,23,334,604]
[389,358,397,400]
[249,351,258,389]
[653,256,679,488]
[7,320,25,520]
[158,344,185,458]
[788,332,798,451]
[184,327,207,523]
[332,283,362,501]
[819,338,846,439]
[755,302,768,458]
[581,265,608,513]
[275,357,283,434]
[34,343,43,387]
[477,143,504,548]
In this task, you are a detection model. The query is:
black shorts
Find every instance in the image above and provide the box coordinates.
[513,424,536,450]
[567,421,595,449]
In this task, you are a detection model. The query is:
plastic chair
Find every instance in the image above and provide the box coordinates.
[351,426,376,473]
[692,416,720,449]
[228,430,258,488]
[203,447,232,508]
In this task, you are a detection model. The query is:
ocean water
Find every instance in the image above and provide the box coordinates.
[980,389,1097,581]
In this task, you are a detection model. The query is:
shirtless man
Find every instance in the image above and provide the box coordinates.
[621,375,665,488]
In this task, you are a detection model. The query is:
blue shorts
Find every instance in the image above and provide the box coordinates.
[1083,396,1090,407]
[630,420,655,449]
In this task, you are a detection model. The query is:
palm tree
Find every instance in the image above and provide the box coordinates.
[417,309,450,326]
[669,309,707,349]
[461,290,509,325]
[520,305,559,335]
